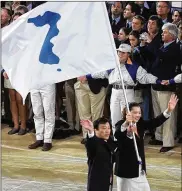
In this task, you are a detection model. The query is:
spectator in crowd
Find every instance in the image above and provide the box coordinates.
[132,15,146,33]
[156,1,172,24]
[172,10,182,25]
[14,5,28,14]
[2,11,27,135]
[85,44,161,135]
[135,1,150,20]
[81,118,116,191]
[147,23,181,152]
[11,1,21,12]
[1,7,11,28]
[123,2,141,30]
[114,95,178,191]
[115,27,130,48]
[28,84,56,151]
[109,1,125,36]
[74,75,108,144]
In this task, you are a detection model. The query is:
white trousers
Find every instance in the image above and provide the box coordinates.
[31,84,56,143]
[116,175,150,191]
[110,88,135,135]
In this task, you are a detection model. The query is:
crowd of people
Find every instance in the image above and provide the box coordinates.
[1,1,182,152]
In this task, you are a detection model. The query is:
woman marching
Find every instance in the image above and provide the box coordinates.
[114,94,178,191]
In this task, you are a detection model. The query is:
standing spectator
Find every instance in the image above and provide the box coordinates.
[28,84,56,151]
[156,1,172,24]
[123,2,141,30]
[148,23,180,152]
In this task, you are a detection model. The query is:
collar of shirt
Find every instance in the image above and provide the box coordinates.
[163,40,175,48]
[126,20,132,27]
[112,15,121,24]
[162,18,168,24]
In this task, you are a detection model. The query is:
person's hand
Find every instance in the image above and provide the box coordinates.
[167,94,178,113]
[80,120,94,134]
[3,72,9,79]
[161,80,169,85]
[77,76,87,83]
[125,112,133,124]
[113,33,118,39]
[127,124,138,136]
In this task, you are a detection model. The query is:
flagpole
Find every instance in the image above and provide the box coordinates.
[102,2,141,163]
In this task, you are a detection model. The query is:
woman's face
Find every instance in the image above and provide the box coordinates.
[130,106,142,122]
[129,35,139,48]
[118,30,128,41]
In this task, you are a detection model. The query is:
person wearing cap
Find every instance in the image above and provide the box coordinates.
[79,43,161,136]
[81,117,116,191]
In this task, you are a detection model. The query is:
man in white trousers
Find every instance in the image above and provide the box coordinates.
[28,84,56,151]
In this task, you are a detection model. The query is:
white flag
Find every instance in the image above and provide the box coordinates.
[2,2,118,102]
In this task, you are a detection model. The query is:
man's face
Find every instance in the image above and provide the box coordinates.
[117,51,129,63]
[172,11,181,23]
[162,29,174,43]
[123,4,134,20]
[111,2,122,17]
[1,9,10,27]
[130,106,142,123]
[132,18,143,31]
[95,122,111,140]
[135,1,144,8]
[178,24,182,40]
[147,19,158,34]
[156,2,170,18]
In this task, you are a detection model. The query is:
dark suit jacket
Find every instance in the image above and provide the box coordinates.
[109,15,125,35]
[85,136,116,191]
[114,113,168,178]
[87,78,108,94]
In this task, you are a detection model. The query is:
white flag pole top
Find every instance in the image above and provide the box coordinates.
[2,2,118,103]
[102,3,141,164]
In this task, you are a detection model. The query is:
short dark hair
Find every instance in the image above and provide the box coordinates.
[12,12,22,20]
[120,27,131,36]
[173,10,182,18]
[122,102,142,121]
[1,7,12,17]
[156,1,171,9]
[148,15,163,31]
[15,5,28,14]
[133,15,145,25]
[127,2,141,16]
[129,30,140,40]
[93,117,110,130]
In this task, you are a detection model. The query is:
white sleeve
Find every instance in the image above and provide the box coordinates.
[174,74,182,83]
[163,109,171,118]
[88,131,94,138]
[91,71,109,79]
[136,66,158,84]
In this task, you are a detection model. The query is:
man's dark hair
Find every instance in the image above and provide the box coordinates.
[127,2,141,16]
[133,15,145,25]
[93,117,110,130]
[156,1,171,9]
[15,5,28,14]
[148,15,163,31]
[1,7,12,17]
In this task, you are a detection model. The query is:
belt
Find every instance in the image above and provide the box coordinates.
[113,84,134,89]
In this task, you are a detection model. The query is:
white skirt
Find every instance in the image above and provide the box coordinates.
[116,171,150,191]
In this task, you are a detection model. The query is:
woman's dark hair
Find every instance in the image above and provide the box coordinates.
[93,117,111,130]
[129,30,140,41]
[120,27,131,36]
[12,12,22,21]
[122,102,142,121]
[148,15,163,33]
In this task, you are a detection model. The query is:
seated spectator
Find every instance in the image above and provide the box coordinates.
[123,2,141,30]
[14,5,28,14]
[132,15,146,33]
[172,10,182,25]
[156,1,172,24]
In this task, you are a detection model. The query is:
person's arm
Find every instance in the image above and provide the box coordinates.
[162,74,182,84]
[136,66,161,84]
[144,94,178,129]
[86,69,113,80]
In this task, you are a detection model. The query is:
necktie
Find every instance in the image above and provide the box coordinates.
[112,19,116,26]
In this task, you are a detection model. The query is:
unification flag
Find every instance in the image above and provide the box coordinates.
[2,2,118,102]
